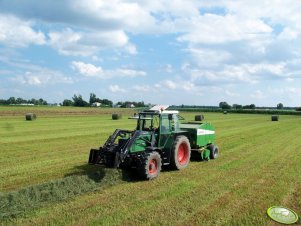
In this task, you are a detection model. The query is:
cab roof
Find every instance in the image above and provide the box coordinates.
[142,105,179,114]
[140,110,179,115]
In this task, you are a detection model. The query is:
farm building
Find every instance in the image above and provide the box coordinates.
[126,103,135,108]
[91,102,101,107]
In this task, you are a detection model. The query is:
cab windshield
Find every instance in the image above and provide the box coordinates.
[137,113,160,131]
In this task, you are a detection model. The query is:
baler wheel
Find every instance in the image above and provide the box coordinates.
[170,136,191,170]
[208,144,219,159]
[138,151,162,180]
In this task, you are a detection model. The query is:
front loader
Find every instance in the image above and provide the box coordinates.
[88,106,219,179]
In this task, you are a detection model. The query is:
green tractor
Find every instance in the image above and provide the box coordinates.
[88,106,218,179]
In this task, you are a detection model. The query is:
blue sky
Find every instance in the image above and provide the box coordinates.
[1,0,301,106]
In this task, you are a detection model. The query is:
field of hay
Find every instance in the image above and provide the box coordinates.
[0,106,300,225]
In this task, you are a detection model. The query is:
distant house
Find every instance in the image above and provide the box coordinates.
[126,103,135,108]
[91,102,101,107]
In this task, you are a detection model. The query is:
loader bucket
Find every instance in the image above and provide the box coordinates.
[88,148,101,164]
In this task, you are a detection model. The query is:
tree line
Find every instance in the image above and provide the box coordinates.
[219,102,287,110]
[62,94,113,107]
[61,93,147,107]
[1,95,300,111]
[0,93,148,108]
[0,97,48,105]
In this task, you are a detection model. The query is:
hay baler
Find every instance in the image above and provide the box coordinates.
[88,106,218,179]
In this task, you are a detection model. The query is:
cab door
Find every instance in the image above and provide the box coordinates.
[159,114,175,150]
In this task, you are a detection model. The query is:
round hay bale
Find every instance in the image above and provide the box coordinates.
[271,115,279,121]
[112,113,122,120]
[195,115,204,121]
[223,111,228,114]
[25,113,37,121]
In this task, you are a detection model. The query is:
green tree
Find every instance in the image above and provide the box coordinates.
[72,95,88,107]
[7,97,16,104]
[243,104,256,109]
[62,99,74,106]
[232,104,242,109]
[89,93,97,105]
[219,101,231,109]
[16,97,26,104]
[101,99,113,107]
[277,103,284,109]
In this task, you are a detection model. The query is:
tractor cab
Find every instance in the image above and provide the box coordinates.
[136,105,181,134]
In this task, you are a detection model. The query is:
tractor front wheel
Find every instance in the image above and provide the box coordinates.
[170,136,191,170]
[208,144,219,159]
[138,151,162,180]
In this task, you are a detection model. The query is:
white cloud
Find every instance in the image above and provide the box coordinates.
[154,79,199,93]
[71,0,157,33]
[0,56,73,86]
[182,81,196,91]
[162,64,173,73]
[177,14,272,45]
[0,14,46,47]
[2,0,301,106]
[278,28,299,40]
[71,61,102,76]
[286,87,301,97]
[109,85,127,93]
[225,90,240,97]
[132,85,151,92]
[125,43,138,55]
[115,69,146,77]
[71,61,146,79]
[186,48,232,67]
[268,86,301,97]
[0,0,158,33]
[12,69,73,86]
[24,72,42,85]
[49,28,129,56]
[187,62,290,86]
[155,80,177,90]
[250,90,265,99]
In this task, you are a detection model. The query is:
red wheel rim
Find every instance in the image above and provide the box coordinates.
[149,159,157,174]
[178,143,188,165]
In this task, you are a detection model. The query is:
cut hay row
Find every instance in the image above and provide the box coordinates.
[0,169,123,220]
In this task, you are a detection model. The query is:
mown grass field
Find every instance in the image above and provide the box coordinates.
[0,106,300,225]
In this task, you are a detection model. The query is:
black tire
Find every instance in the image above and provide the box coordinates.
[170,136,191,170]
[138,151,162,180]
[208,144,219,159]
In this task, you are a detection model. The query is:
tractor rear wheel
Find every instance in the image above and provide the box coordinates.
[170,136,191,170]
[138,151,162,180]
[208,144,219,159]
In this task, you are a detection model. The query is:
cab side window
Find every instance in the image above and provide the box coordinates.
[160,115,170,133]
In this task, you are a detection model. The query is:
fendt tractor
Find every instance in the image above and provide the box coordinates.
[88,106,219,179]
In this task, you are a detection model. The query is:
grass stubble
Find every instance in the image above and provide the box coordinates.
[0,107,300,225]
